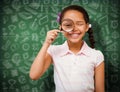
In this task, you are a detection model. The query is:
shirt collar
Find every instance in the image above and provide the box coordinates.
[78,41,91,56]
[60,41,91,57]
[60,41,71,56]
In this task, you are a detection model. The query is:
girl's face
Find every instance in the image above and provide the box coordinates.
[61,10,89,43]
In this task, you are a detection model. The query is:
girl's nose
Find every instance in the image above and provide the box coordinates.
[73,24,79,32]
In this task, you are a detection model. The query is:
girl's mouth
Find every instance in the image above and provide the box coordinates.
[70,33,80,38]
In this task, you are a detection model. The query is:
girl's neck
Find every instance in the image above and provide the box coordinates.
[67,40,83,54]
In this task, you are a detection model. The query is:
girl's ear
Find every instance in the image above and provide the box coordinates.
[59,25,62,31]
[86,23,91,32]
[85,23,89,32]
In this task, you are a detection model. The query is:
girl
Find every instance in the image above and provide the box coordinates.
[29,5,104,92]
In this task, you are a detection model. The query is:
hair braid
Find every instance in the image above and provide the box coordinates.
[87,28,95,48]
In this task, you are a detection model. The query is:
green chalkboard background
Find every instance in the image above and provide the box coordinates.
[0,0,120,92]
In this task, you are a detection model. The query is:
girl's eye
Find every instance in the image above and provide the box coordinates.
[77,23,84,26]
[65,24,72,27]
[63,23,73,27]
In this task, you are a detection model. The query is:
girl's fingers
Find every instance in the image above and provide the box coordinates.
[45,29,60,44]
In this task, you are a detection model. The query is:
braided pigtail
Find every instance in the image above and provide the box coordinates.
[87,27,95,48]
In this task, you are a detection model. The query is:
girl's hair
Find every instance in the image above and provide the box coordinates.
[59,5,95,48]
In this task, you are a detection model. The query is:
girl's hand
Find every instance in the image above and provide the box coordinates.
[44,29,60,45]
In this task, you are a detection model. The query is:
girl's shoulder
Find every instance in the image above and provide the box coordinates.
[83,41,104,58]
[91,48,104,57]
[48,44,63,51]
[48,41,68,52]
[47,43,65,56]
[90,47,102,53]
[89,48,104,66]
[87,47,104,60]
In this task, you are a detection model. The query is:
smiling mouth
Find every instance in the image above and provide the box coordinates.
[70,33,80,38]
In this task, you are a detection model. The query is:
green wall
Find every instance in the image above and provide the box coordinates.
[0,0,120,92]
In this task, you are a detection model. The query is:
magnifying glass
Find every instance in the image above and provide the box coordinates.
[60,19,74,32]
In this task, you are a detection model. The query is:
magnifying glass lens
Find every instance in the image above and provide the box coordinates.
[61,19,74,32]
